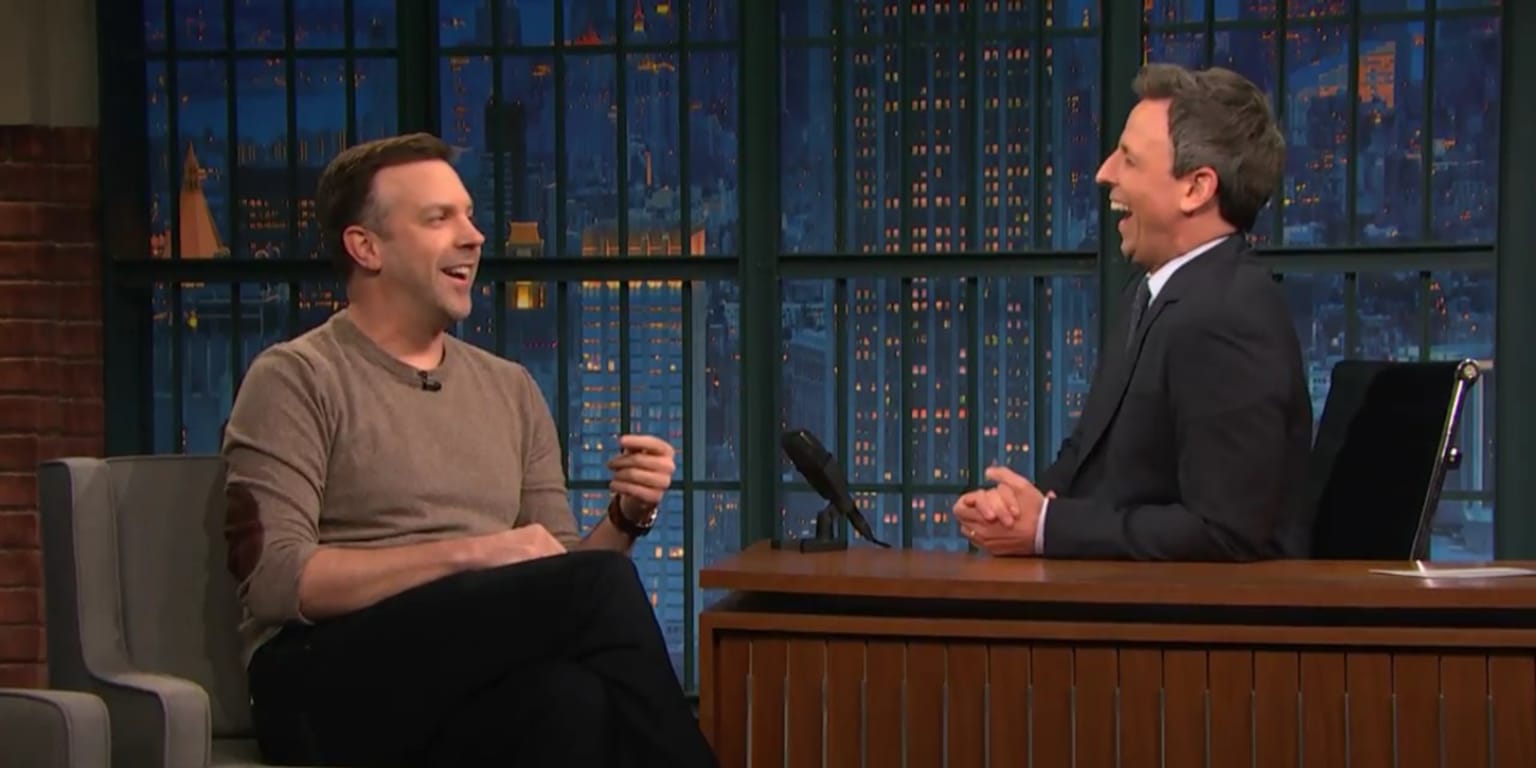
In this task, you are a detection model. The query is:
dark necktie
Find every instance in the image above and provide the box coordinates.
[1126,277,1151,353]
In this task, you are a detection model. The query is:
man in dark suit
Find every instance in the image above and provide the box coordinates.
[953,63,1314,561]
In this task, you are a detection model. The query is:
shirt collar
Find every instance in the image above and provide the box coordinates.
[1146,235,1230,300]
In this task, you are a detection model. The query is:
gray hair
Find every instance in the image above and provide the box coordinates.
[1132,63,1285,232]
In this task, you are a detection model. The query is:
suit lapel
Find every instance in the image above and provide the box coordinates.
[1125,290,1175,369]
[1062,235,1246,482]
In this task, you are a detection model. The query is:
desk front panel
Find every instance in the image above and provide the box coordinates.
[700,612,1536,768]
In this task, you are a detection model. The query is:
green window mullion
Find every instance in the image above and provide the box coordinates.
[156,0,183,456]
[964,0,983,541]
[1204,0,1216,65]
[616,0,630,261]
[225,2,243,394]
[835,0,847,251]
[491,0,507,265]
[171,283,185,451]
[1031,274,1050,481]
[230,281,243,394]
[833,18,847,252]
[620,280,632,444]
[964,274,980,554]
[285,280,300,342]
[344,0,357,145]
[680,277,697,691]
[1029,6,1045,251]
[1030,4,1050,482]
[396,0,431,133]
[1273,0,1290,242]
[1420,270,1434,363]
[677,0,698,688]
[737,0,782,548]
[1421,0,1439,242]
[556,280,572,478]
[834,276,850,543]
[164,0,182,265]
[678,22,693,262]
[897,1,913,546]
[1146,6,1481,34]
[900,275,915,549]
[283,0,300,306]
[1344,271,1361,357]
[964,0,982,245]
[899,1,912,259]
[493,282,508,355]
[903,483,970,495]
[552,52,567,259]
[1346,0,1361,243]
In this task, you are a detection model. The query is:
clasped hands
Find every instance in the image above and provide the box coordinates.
[952,466,1052,556]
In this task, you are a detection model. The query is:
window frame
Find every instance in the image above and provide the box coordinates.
[1141,0,1504,524]
[94,1,1536,683]
[769,2,1107,551]
[98,0,750,689]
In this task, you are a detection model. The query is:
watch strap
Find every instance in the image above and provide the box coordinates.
[608,494,656,538]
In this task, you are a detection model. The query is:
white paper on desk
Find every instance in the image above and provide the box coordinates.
[1369,566,1536,579]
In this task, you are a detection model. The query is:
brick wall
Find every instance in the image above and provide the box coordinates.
[0,125,103,688]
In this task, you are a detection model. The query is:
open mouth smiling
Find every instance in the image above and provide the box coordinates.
[440,265,474,284]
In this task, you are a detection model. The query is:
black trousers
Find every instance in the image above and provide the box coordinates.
[247,549,719,767]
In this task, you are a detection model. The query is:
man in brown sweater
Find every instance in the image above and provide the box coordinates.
[222,133,717,767]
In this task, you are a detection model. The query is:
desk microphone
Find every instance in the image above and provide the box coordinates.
[417,371,442,392]
[782,428,889,548]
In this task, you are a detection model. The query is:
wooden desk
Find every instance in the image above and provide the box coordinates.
[699,542,1536,767]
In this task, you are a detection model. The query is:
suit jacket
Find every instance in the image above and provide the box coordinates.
[1035,234,1314,561]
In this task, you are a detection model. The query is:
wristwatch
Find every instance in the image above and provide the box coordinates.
[608,494,657,538]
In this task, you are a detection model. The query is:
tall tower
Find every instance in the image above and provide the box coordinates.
[176,144,228,259]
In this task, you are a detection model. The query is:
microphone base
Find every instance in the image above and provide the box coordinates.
[770,537,849,553]
[769,502,850,554]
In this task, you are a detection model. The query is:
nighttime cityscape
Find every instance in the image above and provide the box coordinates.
[138,0,1501,679]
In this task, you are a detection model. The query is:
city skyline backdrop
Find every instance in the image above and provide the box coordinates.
[131,0,1501,683]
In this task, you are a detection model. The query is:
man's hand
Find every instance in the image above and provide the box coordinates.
[461,524,567,569]
[608,434,676,520]
[952,466,1048,556]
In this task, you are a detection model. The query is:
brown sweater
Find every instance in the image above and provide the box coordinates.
[221,309,578,665]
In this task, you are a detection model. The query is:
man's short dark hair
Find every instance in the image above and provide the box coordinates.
[1132,63,1285,232]
[315,132,456,278]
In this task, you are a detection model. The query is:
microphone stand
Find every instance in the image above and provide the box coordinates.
[771,501,849,553]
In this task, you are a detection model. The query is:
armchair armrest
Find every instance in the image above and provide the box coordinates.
[0,688,111,768]
[38,459,214,767]
[89,668,212,768]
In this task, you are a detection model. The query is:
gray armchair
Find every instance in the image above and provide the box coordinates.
[37,455,299,767]
[0,687,110,767]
